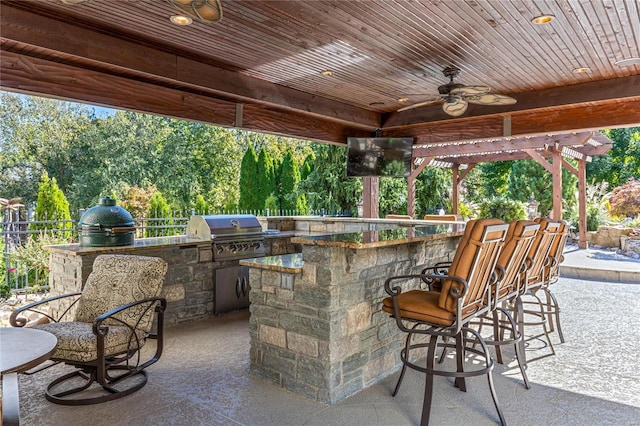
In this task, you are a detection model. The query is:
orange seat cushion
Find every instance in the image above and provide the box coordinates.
[382,290,455,326]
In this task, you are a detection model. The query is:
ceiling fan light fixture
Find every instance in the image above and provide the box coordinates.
[170,14,193,25]
[531,14,554,25]
[572,67,590,74]
[321,70,334,76]
[166,0,222,24]
[398,97,409,103]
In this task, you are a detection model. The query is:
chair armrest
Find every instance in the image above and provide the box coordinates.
[384,273,468,299]
[93,297,167,336]
[10,292,82,327]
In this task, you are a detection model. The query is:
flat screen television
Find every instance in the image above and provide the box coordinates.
[346,137,414,177]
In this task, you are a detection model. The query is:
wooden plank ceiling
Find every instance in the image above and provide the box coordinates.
[1,0,638,159]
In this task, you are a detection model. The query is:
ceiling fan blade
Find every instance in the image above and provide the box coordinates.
[442,99,468,117]
[397,97,441,112]
[465,93,517,105]
[451,85,490,95]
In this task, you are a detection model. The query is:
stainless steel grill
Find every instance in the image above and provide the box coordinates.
[187,214,265,261]
[187,214,266,314]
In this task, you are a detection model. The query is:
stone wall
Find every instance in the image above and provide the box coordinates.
[248,235,460,404]
[586,226,633,248]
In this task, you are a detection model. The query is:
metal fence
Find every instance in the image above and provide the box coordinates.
[1,207,351,296]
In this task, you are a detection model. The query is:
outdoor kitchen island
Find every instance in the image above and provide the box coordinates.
[240,224,464,404]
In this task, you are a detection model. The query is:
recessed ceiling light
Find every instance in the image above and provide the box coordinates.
[170,14,193,25]
[614,57,640,67]
[572,67,590,73]
[531,14,555,25]
[369,102,384,107]
[321,70,333,76]
[398,97,409,103]
[60,0,90,4]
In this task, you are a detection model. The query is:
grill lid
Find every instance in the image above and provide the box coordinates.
[187,215,262,240]
[78,196,135,228]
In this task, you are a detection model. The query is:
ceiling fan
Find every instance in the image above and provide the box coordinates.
[397,66,516,116]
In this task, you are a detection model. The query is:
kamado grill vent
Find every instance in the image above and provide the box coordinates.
[187,215,265,261]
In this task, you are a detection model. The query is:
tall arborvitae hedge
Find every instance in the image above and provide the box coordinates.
[146,191,172,237]
[256,147,276,210]
[300,153,314,180]
[238,145,259,210]
[279,151,301,212]
[31,171,73,238]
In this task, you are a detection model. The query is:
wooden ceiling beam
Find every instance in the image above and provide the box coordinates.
[0,3,379,130]
[0,49,370,144]
[383,75,640,128]
[382,99,640,143]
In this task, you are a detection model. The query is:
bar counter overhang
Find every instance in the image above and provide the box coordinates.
[241,223,465,404]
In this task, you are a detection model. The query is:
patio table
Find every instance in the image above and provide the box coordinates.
[1,327,57,426]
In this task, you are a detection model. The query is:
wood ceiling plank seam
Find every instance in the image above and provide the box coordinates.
[536,0,607,78]
[553,0,611,77]
[513,0,579,83]
[339,1,455,69]
[450,0,563,88]
[601,0,634,59]
[226,2,422,105]
[610,0,639,63]
[582,0,626,71]
[399,1,503,84]
[589,0,630,75]
[468,0,553,90]
[430,3,560,93]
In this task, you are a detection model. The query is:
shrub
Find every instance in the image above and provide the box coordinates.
[9,232,69,293]
[585,181,610,231]
[31,171,73,238]
[609,178,640,218]
[477,196,526,222]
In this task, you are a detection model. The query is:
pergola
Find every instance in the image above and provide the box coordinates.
[1,0,638,248]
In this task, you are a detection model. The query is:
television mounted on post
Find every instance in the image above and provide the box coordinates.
[346,137,414,177]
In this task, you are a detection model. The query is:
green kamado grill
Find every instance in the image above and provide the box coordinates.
[78,197,135,247]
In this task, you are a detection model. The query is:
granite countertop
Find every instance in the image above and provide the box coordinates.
[291,224,465,249]
[240,253,303,273]
[45,235,210,255]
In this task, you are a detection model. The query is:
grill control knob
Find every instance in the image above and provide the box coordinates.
[216,246,224,254]
[230,244,238,253]
[252,242,261,249]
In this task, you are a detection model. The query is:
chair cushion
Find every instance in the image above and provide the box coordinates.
[439,218,504,312]
[382,290,454,326]
[75,255,167,332]
[34,322,146,363]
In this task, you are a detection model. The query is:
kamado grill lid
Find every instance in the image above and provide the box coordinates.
[78,196,134,229]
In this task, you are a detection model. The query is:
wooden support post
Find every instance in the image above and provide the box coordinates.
[578,160,588,248]
[452,165,459,215]
[407,175,416,219]
[552,148,562,220]
[362,177,379,218]
[407,157,431,219]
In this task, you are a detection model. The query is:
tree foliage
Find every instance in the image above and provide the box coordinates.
[477,196,526,222]
[279,151,301,212]
[238,145,259,210]
[588,127,640,187]
[608,178,640,218]
[507,159,577,218]
[31,171,73,237]
[256,147,276,209]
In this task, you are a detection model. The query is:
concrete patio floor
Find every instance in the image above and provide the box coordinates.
[11,276,640,426]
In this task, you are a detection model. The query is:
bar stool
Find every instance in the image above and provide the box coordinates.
[382,218,509,425]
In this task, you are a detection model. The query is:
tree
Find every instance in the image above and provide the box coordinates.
[256,147,276,209]
[379,177,408,217]
[608,178,640,219]
[238,145,259,210]
[31,171,73,237]
[588,127,640,187]
[507,159,577,218]
[415,167,451,215]
[146,191,172,237]
[298,144,361,215]
[279,151,301,212]
[300,153,314,180]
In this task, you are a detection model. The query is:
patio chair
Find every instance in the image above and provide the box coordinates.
[382,218,509,425]
[10,254,167,405]
[528,219,569,343]
[515,219,562,361]
[478,220,540,388]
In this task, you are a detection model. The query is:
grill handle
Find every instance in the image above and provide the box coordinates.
[236,277,242,298]
[108,226,137,233]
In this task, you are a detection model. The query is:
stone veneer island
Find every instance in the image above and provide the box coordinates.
[240,224,464,404]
